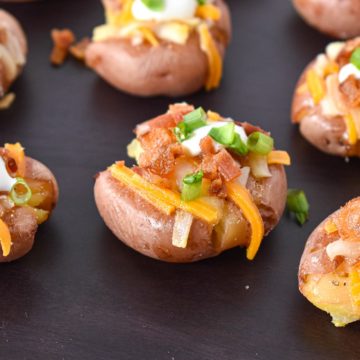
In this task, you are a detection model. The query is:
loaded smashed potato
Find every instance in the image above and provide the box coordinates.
[299,197,360,327]
[94,104,291,262]
[85,0,231,97]
[0,143,58,262]
[292,38,360,157]
[0,9,27,109]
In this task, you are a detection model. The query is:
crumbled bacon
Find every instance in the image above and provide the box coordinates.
[201,154,219,180]
[199,136,216,155]
[209,177,227,198]
[336,38,360,67]
[69,37,90,61]
[139,127,177,150]
[133,166,172,188]
[213,149,241,182]
[339,75,360,107]
[168,103,194,115]
[50,29,75,66]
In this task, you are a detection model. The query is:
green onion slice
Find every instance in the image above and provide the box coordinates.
[181,171,203,201]
[350,48,360,70]
[208,122,235,146]
[141,0,165,11]
[175,107,207,142]
[247,132,274,155]
[10,178,32,206]
[228,133,248,156]
[197,0,206,5]
[287,189,309,226]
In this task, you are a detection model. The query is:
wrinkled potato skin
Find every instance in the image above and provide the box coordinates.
[0,9,27,93]
[85,0,231,97]
[94,164,287,263]
[293,0,360,39]
[0,156,59,262]
[291,64,360,157]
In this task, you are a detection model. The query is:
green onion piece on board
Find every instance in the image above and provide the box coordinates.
[10,178,32,206]
[209,122,235,145]
[350,48,360,70]
[247,132,274,155]
[287,189,309,225]
[181,171,203,201]
[141,0,165,11]
[228,133,248,155]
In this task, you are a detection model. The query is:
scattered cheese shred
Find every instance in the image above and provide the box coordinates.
[5,142,26,177]
[324,220,338,235]
[0,219,11,257]
[137,27,159,46]
[198,23,223,91]
[344,114,358,145]
[267,151,291,166]
[196,4,221,21]
[106,0,134,27]
[350,265,360,306]
[226,182,265,260]
[306,68,325,105]
[110,163,219,224]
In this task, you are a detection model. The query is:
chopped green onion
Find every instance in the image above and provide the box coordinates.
[208,122,235,145]
[175,107,207,142]
[141,0,165,11]
[350,48,360,70]
[10,178,32,206]
[197,0,206,4]
[228,133,248,156]
[247,132,274,155]
[287,189,309,226]
[181,171,203,201]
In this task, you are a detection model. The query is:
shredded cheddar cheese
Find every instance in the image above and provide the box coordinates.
[267,151,291,166]
[324,220,338,235]
[344,114,358,145]
[0,219,11,257]
[350,265,360,306]
[324,61,339,76]
[306,69,325,105]
[196,4,221,21]
[137,27,159,46]
[106,0,134,27]
[207,110,222,121]
[226,182,265,260]
[110,163,219,224]
[5,142,26,177]
[198,23,223,91]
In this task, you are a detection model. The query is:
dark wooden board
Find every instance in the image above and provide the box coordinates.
[0,0,359,359]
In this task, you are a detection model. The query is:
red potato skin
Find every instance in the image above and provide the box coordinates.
[291,64,360,157]
[293,0,360,39]
[85,0,231,97]
[94,165,287,263]
[0,156,59,263]
[0,9,27,94]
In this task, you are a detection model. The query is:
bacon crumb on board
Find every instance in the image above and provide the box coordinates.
[50,29,75,66]
[69,37,91,61]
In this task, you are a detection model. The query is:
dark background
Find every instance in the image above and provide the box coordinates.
[0,0,359,359]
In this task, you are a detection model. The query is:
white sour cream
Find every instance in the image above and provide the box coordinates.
[181,121,248,157]
[0,157,16,193]
[132,0,198,21]
[338,63,360,84]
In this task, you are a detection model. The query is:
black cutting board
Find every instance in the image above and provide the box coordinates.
[0,1,359,359]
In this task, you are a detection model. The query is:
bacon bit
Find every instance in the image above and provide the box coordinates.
[336,38,360,67]
[200,136,216,155]
[339,75,360,108]
[168,103,194,115]
[133,167,172,189]
[50,29,75,66]
[209,177,227,198]
[69,37,91,61]
[213,149,241,182]
[139,128,177,150]
[136,113,181,136]
[201,154,218,180]
[239,122,269,136]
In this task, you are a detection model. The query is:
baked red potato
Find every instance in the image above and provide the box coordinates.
[0,143,58,262]
[292,38,360,157]
[85,0,231,97]
[95,104,291,262]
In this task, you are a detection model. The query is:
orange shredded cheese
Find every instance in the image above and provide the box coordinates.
[324,220,338,234]
[226,182,265,260]
[344,114,358,145]
[324,61,339,76]
[198,23,223,91]
[350,265,360,306]
[306,69,325,105]
[107,0,134,27]
[110,163,219,224]
[0,219,11,257]
[196,4,221,21]
[5,142,26,177]
[137,27,159,46]
[267,151,291,166]
[207,110,222,121]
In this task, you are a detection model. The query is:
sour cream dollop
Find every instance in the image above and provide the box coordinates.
[181,121,248,157]
[132,0,198,21]
[338,63,360,84]
[0,157,16,193]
